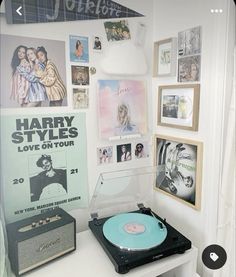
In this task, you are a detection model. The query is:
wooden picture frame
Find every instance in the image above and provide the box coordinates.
[157,84,200,131]
[153,38,177,77]
[154,134,203,210]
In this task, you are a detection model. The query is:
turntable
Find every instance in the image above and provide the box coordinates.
[88,167,191,274]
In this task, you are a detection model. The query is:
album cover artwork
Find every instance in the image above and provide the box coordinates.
[98,80,147,139]
[0,34,67,108]
[1,113,89,223]
[71,66,90,85]
[178,55,201,82]
[69,35,89,63]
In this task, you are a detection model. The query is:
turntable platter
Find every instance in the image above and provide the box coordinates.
[103,213,167,251]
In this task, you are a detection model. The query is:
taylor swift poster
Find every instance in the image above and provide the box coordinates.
[0,34,67,108]
[98,80,147,139]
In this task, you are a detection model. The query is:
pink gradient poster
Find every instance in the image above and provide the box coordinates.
[98,80,147,139]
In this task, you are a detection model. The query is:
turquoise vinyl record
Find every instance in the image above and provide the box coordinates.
[103,213,167,251]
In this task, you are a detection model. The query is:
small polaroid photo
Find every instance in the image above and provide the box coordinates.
[116,143,132,163]
[104,20,131,42]
[97,146,113,165]
[92,36,102,52]
[134,141,149,159]
[73,88,89,109]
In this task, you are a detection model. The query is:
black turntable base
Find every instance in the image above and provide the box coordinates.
[88,205,191,274]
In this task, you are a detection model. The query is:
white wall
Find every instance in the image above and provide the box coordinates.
[152,0,235,276]
[0,0,234,276]
[0,0,154,230]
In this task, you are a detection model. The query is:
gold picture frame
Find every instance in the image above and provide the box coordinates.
[157,84,200,131]
[153,38,177,77]
[154,134,203,210]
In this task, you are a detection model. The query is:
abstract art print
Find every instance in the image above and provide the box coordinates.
[98,80,147,139]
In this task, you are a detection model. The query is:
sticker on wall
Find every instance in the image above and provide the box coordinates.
[98,80,147,139]
[71,65,90,85]
[5,0,144,24]
[69,35,89,63]
[73,88,89,109]
[104,20,131,41]
[97,146,113,165]
[92,36,102,52]
[0,34,67,108]
[1,113,89,223]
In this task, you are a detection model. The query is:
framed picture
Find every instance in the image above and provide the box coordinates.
[153,38,177,77]
[154,135,203,210]
[157,84,200,131]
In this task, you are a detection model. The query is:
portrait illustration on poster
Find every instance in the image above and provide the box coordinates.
[29,153,67,202]
[1,113,89,223]
[0,34,67,108]
[98,80,147,139]
[69,35,89,63]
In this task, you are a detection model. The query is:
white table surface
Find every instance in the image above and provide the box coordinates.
[25,229,198,277]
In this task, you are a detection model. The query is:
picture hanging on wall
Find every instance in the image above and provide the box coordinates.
[69,35,89,63]
[134,141,149,159]
[98,80,147,139]
[154,134,203,210]
[157,84,200,131]
[97,146,113,165]
[178,26,201,57]
[92,36,102,51]
[1,113,89,223]
[117,143,132,162]
[71,66,90,85]
[73,88,89,109]
[0,34,67,108]
[178,55,201,82]
[153,38,177,77]
[104,20,131,41]
[177,26,201,82]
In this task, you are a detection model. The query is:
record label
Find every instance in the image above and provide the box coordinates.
[103,213,167,251]
[123,222,145,234]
